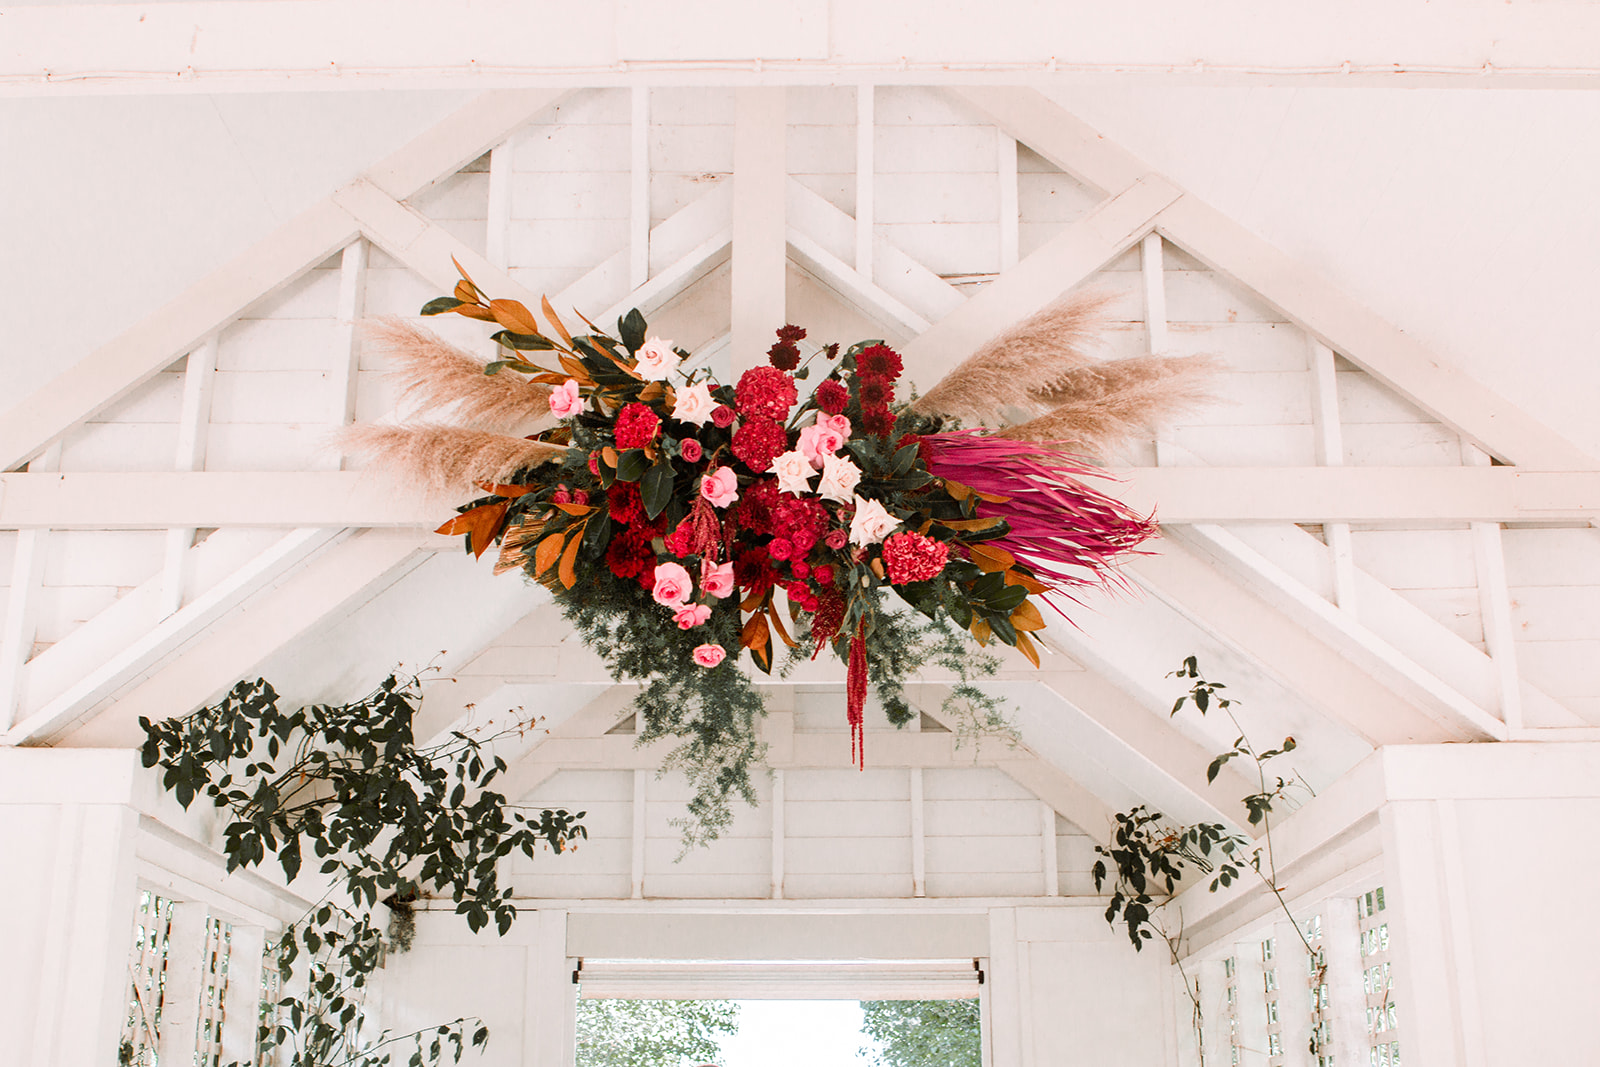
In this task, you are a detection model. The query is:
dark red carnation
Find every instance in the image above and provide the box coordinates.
[856,344,903,383]
[614,402,661,449]
[815,379,849,416]
[731,417,788,473]
[735,366,798,421]
[607,481,645,526]
[822,342,841,360]
[735,547,778,599]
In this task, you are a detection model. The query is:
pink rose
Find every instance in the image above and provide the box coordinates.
[701,466,740,509]
[678,438,703,463]
[549,379,582,418]
[700,559,735,599]
[711,405,736,428]
[824,529,848,550]
[797,422,846,469]
[693,643,727,668]
[674,603,712,629]
[821,413,852,439]
[652,562,694,609]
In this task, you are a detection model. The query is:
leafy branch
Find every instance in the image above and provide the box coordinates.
[140,673,587,1067]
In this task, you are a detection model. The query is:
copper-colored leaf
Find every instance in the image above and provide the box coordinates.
[454,279,481,304]
[573,306,606,336]
[740,589,766,612]
[557,353,594,385]
[740,611,771,651]
[969,617,993,646]
[767,604,797,648]
[534,532,564,577]
[558,524,583,588]
[550,501,596,516]
[490,299,544,337]
[476,482,536,498]
[1010,599,1047,632]
[869,558,887,580]
[601,446,620,469]
[435,502,510,560]
[451,254,478,289]
[941,516,1006,533]
[969,543,1017,573]
[1003,570,1051,594]
[1014,630,1041,668]
[454,304,497,322]
[942,479,1009,504]
[638,381,666,404]
[541,296,574,346]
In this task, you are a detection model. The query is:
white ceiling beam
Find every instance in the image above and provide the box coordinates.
[10,466,1600,530]
[1126,540,1494,746]
[902,175,1181,391]
[9,3,1600,94]
[8,530,433,747]
[0,90,563,473]
[730,88,788,376]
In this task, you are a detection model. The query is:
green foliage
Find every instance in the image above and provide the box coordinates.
[858,1000,981,1067]
[574,999,739,1067]
[139,673,586,1067]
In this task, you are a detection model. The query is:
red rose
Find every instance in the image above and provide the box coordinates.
[678,438,703,463]
[711,404,736,428]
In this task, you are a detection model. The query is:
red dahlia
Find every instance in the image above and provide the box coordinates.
[882,531,950,584]
[814,379,849,416]
[736,478,780,535]
[777,324,807,343]
[735,366,799,421]
[614,402,661,449]
[857,377,893,409]
[856,344,903,383]
[731,417,788,473]
[860,406,897,437]
[607,481,645,526]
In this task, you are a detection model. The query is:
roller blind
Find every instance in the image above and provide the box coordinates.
[574,958,984,1000]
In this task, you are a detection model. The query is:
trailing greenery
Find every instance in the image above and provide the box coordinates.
[1092,656,1321,1064]
[859,1000,982,1067]
[139,673,586,1067]
[573,999,740,1067]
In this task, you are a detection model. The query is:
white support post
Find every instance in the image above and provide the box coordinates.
[1142,232,1172,466]
[220,924,265,1067]
[160,335,218,618]
[1321,896,1369,1067]
[630,87,651,290]
[630,768,647,900]
[1233,938,1270,1067]
[1463,443,1524,731]
[986,909,1023,1067]
[1039,801,1058,897]
[327,239,368,437]
[0,441,58,730]
[155,902,210,1067]
[1308,337,1358,612]
[1273,920,1314,1067]
[998,132,1019,271]
[855,85,875,280]
[1196,957,1230,1067]
[730,88,787,376]
[486,142,513,272]
[523,909,575,1067]
[770,768,786,900]
[910,767,926,898]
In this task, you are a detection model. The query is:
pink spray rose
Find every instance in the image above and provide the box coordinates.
[797,421,847,469]
[678,438,703,463]
[549,379,582,418]
[692,643,727,667]
[700,558,735,599]
[700,466,740,508]
[674,603,713,629]
[651,562,694,609]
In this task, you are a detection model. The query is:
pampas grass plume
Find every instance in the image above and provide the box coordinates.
[365,317,552,431]
[995,353,1224,456]
[338,424,568,497]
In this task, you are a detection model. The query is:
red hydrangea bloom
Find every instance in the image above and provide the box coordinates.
[856,344,903,383]
[860,406,897,437]
[607,481,645,526]
[857,377,893,409]
[736,478,781,535]
[814,379,849,416]
[614,402,661,449]
[882,531,951,584]
[735,366,798,420]
[772,495,828,552]
[731,417,788,473]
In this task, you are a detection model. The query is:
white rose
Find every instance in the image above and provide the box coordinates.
[634,336,680,380]
[772,449,816,496]
[672,381,715,425]
[849,495,902,547]
[817,453,862,504]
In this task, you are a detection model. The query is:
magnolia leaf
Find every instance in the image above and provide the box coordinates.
[969,617,992,646]
[939,516,1006,532]
[558,525,583,588]
[618,308,647,354]
[968,542,1017,572]
[421,297,464,316]
[601,446,619,469]
[476,482,536,498]
[767,603,797,648]
[435,502,509,559]
[491,329,556,352]
[540,296,574,346]
[557,352,593,383]
[640,461,674,519]
[615,449,651,483]
[1010,599,1046,632]
[1013,630,1042,668]
[549,501,595,516]
[453,304,498,322]
[1003,569,1051,595]
[533,533,564,577]
[489,299,543,337]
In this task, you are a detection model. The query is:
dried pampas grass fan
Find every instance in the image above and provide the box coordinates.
[911,290,1220,458]
[336,318,567,496]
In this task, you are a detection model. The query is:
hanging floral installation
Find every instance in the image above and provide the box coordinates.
[343,259,1214,842]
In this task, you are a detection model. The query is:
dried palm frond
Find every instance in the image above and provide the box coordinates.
[338,423,568,496]
[364,317,551,430]
[911,290,1118,425]
[994,353,1224,455]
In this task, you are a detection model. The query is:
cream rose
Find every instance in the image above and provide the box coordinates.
[849,495,902,547]
[817,453,862,504]
[634,336,680,380]
[672,381,715,425]
[772,449,816,496]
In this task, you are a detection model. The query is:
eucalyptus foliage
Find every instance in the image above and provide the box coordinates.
[140,674,586,1067]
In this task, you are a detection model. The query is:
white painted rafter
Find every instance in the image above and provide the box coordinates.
[730,88,788,375]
